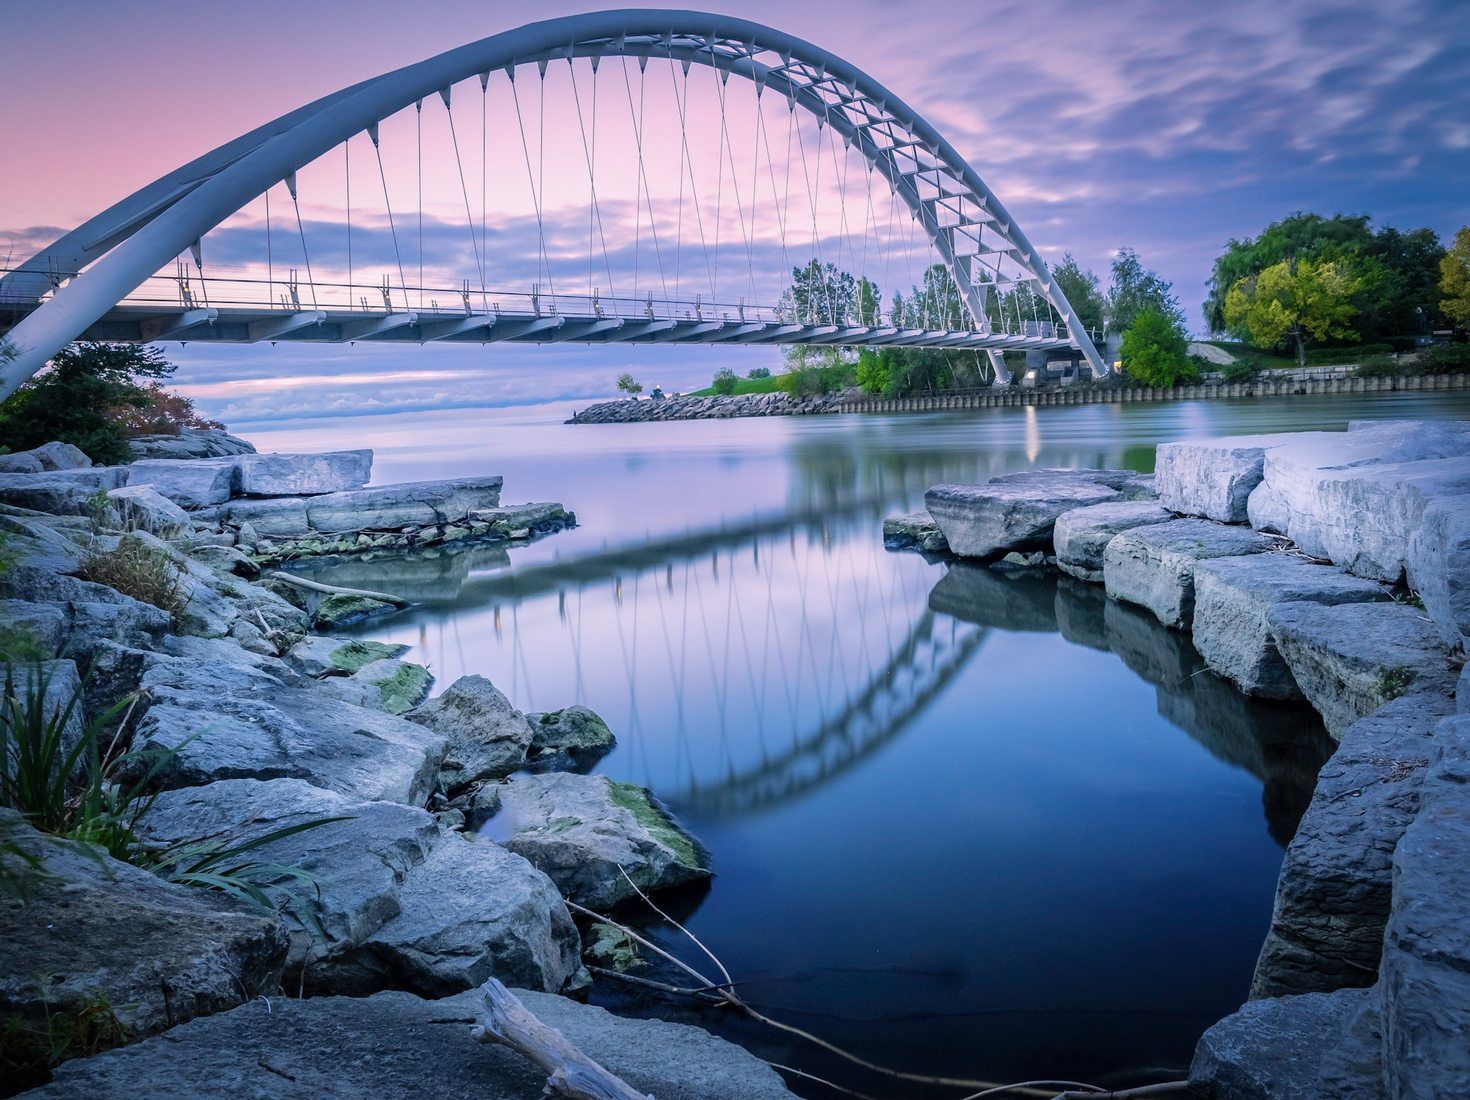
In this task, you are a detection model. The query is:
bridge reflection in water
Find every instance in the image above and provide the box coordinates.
[312,510,1330,845]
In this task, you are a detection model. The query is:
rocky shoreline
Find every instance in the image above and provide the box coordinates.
[0,430,788,1098]
[567,390,843,423]
[892,418,1470,1098]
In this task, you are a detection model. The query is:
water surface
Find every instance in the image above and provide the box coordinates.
[260,392,1470,1096]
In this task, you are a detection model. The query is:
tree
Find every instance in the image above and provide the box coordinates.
[1050,253,1105,339]
[1223,258,1362,367]
[710,367,738,395]
[1120,307,1196,386]
[855,277,883,326]
[747,366,772,379]
[1106,248,1185,335]
[615,372,643,398]
[784,259,856,325]
[854,348,890,394]
[1441,226,1470,331]
[0,343,210,464]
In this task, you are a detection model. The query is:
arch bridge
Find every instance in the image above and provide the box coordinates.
[0,10,1106,398]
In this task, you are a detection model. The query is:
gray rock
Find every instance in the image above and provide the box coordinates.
[928,561,1059,632]
[32,986,795,1099]
[105,484,192,539]
[468,501,575,536]
[303,476,504,535]
[127,428,256,460]
[131,641,446,803]
[1190,986,1385,1099]
[525,706,617,772]
[126,457,242,509]
[137,779,579,997]
[1156,433,1280,521]
[1192,555,1389,699]
[0,813,287,1044]
[350,657,433,715]
[0,467,126,515]
[312,592,395,630]
[285,635,408,678]
[1266,600,1457,738]
[27,441,94,470]
[6,659,85,761]
[1119,472,1158,500]
[1251,692,1456,998]
[1103,519,1278,628]
[925,469,1125,558]
[216,495,310,535]
[882,511,949,553]
[1052,500,1173,582]
[0,450,44,473]
[1461,663,1469,715]
[238,450,373,497]
[1405,493,1470,649]
[1381,713,1470,1099]
[0,599,67,656]
[495,772,710,909]
[409,675,535,791]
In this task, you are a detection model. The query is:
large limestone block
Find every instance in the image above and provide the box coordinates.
[0,467,126,515]
[127,456,242,508]
[302,476,504,534]
[31,987,796,1100]
[0,812,287,1045]
[238,449,372,496]
[0,441,90,473]
[131,644,445,804]
[1052,499,1173,582]
[1190,986,1385,1100]
[138,779,580,997]
[1250,693,1455,999]
[216,495,310,536]
[1405,493,1470,649]
[1156,433,1286,521]
[1192,555,1389,699]
[1103,519,1277,628]
[1381,714,1470,1100]
[496,771,710,909]
[1265,600,1457,738]
[105,484,192,538]
[408,675,535,790]
[924,469,1129,558]
[127,428,255,460]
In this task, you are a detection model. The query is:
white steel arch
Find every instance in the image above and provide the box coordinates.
[0,10,1107,398]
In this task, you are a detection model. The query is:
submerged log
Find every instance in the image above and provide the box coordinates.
[261,569,410,608]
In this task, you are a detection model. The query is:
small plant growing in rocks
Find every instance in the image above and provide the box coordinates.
[76,536,188,622]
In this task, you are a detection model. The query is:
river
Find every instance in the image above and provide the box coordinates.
[253,391,1470,1097]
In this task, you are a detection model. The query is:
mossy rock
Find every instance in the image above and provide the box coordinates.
[350,659,433,715]
[329,639,407,675]
[313,593,394,630]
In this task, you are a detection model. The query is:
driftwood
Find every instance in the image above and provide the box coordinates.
[469,978,652,1100]
[261,570,410,608]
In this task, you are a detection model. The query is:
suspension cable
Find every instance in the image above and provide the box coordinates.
[568,54,617,304]
[286,173,319,310]
[667,58,714,302]
[416,99,423,309]
[619,56,672,316]
[370,124,411,311]
[443,86,488,307]
[345,140,352,295]
[509,70,554,309]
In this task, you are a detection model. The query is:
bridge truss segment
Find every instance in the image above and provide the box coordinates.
[0,9,1108,397]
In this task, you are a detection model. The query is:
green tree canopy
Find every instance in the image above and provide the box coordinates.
[1050,253,1105,339]
[1441,226,1470,331]
[615,371,643,397]
[1106,248,1185,335]
[1120,306,1196,386]
[1223,258,1363,367]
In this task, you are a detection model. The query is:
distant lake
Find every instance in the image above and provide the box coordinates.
[264,391,1470,1096]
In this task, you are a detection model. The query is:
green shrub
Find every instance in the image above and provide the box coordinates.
[1418,343,1470,374]
[1220,358,1263,383]
[854,348,890,394]
[1305,342,1390,364]
[1121,307,1198,386]
[710,367,739,395]
[1353,355,1402,378]
[76,536,188,622]
[746,366,771,379]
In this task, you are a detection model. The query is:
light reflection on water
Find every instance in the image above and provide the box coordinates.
[273,392,1468,1095]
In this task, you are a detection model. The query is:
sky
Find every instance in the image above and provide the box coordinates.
[3,0,1467,424]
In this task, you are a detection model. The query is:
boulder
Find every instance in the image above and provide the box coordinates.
[216,495,310,536]
[1052,500,1173,582]
[285,636,408,678]
[467,501,575,537]
[1192,555,1389,699]
[1405,493,1470,649]
[130,641,446,803]
[6,659,85,760]
[0,468,126,515]
[238,450,373,497]
[925,469,1126,558]
[1190,986,1385,1099]
[137,779,580,997]
[525,706,617,773]
[30,986,795,1099]
[882,511,949,553]
[105,484,192,539]
[126,457,242,509]
[1119,472,1158,500]
[495,772,710,908]
[1103,519,1278,629]
[1381,714,1470,1100]
[303,476,504,535]
[0,599,67,657]
[0,813,287,1050]
[312,592,396,629]
[25,441,93,470]
[350,657,433,715]
[1265,600,1457,738]
[1156,433,1281,521]
[1251,692,1456,998]
[127,428,256,460]
[409,675,535,791]
[0,451,44,473]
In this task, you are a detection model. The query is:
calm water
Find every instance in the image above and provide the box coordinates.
[260,392,1470,1096]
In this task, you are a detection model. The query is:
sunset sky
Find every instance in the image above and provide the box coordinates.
[4,0,1467,423]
